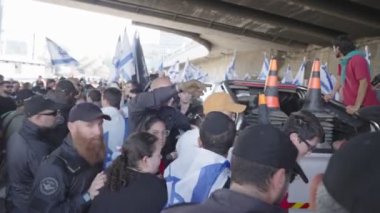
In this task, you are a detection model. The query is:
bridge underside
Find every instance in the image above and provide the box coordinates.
[38,0,380,56]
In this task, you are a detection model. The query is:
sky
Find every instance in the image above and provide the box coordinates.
[1,0,161,59]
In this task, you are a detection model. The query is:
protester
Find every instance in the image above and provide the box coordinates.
[44,79,78,147]
[28,103,108,212]
[282,110,325,159]
[89,132,167,213]
[7,95,63,212]
[11,81,20,97]
[101,87,125,167]
[175,92,246,158]
[163,125,306,213]
[135,113,168,148]
[0,81,16,117]
[165,112,236,207]
[316,131,380,213]
[324,35,379,114]
[128,77,208,132]
[86,89,102,108]
[46,78,56,91]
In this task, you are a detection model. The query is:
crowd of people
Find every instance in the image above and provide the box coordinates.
[0,34,379,213]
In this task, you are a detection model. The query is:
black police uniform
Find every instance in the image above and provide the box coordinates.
[7,119,56,212]
[28,136,102,213]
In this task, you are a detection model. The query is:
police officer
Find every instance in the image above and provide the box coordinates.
[7,95,62,212]
[28,103,109,213]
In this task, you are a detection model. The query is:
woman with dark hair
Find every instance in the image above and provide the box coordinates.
[89,132,167,213]
[135,113,169,148]
[135,113,172,173]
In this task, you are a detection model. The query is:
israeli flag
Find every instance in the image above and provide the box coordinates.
[365,45,371,65]
[46,38,79,66]
[242,73,251,80]
[164,148,230,207]
[320,63,335,95]
[281,64,293,84]
[157,60,164,75]
[167,61,181,83]
[109,36,122,83]
[224,52,238,80]
[182,60,208,83]
[293,59,306,86]
[115,28,135,81]
[257,53,269,81]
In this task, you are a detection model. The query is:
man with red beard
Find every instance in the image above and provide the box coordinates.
[28,103,110,213]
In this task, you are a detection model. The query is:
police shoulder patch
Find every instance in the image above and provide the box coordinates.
[39,177,59,196]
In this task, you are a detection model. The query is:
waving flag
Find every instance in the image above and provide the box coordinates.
[257,53,269,81]
[365,45,371,65]
[109,36,122,83]
[281,64,293,84]
[167,61,180,83]
[224,51,238,80]
[132,32,149,89]
[46,38,79,67]
[242,73,251,80]
[320,63,335,95]
[157,60,164,75]
[182,60,208,83]
[116,28,135,81]
[293,58,306,86]
[164,148,230,207]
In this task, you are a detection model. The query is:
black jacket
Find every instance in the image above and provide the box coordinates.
[28,136,102,213]
[7,119,55,212]
[89,169,167,213]
[162,189,286,213]
[128,85,191,133]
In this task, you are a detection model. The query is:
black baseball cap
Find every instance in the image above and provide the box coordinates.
[323,131,380,212]
[24,95,63,117]
[68,103,111,122]
[201,111,235,135]
[233,124,308,183]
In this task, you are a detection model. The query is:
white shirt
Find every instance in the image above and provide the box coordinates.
[102,106,126,167]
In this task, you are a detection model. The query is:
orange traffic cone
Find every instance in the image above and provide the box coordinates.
[264,57,280,111]
[258,93,270,125]
[302,59,324,112]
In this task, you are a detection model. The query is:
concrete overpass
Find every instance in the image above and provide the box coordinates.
[37,0,380,80]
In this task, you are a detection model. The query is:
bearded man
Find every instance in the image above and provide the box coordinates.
[28,103,109,213]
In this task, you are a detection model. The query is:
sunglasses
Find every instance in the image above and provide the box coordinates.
[38,111,58,116]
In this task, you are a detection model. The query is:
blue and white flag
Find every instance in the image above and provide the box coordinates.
[242,73,251,80]
[115,28,135,81]
[182,60,208,83]
[293,58,306,86]
[46,38,79,66]
[320,63,335,95]
[281,64,293,84]
[164,148,230,207]
[167,61,181,83]
[365,45,371,65]
[257,53,269,81]
[157,60,164,75]
[224,52,238,80]
[109,36,122,83]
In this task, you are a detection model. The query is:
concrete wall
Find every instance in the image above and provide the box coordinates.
[193,36,380,83]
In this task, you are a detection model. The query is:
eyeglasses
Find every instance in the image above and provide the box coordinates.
[150,130,170,137]
[300,138,317,152]
[38,111,58,116]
